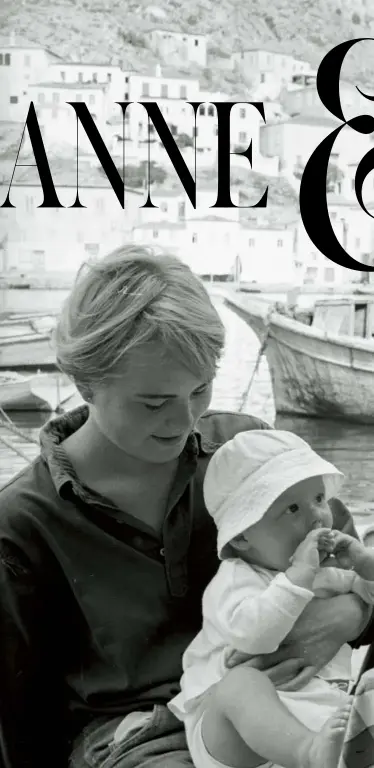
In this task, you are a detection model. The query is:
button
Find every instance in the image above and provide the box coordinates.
[160,548,165,556]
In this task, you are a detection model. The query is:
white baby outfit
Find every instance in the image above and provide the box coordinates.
[168,430,374,768]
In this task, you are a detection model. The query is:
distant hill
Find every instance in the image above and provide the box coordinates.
[1,0,374,90]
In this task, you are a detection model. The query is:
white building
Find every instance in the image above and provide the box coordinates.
[280,79,374,122]
[231,48,312,96]
[260,114,373,174]
[148,29,207,67]
[133,214,241,277]
[122,66,200,145]
[0,161,143,278]
[0,35,60,121]
[290,194,374,285]
[28,80,112,155]
[239,224,295,283]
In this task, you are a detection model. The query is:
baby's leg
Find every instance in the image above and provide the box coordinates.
[202,667,351,768]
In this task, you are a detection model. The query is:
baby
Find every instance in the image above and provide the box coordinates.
[168,430,374,768]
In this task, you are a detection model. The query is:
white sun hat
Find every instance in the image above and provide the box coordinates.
[203,430,344,559]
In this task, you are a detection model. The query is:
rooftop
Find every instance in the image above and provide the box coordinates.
[148,27,206,38]
[264,114,341,128]
[28,81,107,90]
[134,220,186,229]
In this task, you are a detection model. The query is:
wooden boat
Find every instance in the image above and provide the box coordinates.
[0,314,56,338]
[0,371,76,412]
[224,292,374,424]
[0,332,57,370]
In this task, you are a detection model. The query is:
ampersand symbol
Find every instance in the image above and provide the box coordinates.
[299,39,374,271]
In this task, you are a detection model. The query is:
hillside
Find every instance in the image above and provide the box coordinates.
[2,0,374,90]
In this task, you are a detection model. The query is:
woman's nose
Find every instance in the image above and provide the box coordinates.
[168,400,193,431]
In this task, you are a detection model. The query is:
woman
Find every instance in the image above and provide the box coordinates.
[0,244,372,768]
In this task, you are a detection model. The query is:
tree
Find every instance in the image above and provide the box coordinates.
[175,132,194,149]
[294,160,344,193]
[102,160,167,188]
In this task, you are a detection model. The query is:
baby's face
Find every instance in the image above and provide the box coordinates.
[238,475,333,572]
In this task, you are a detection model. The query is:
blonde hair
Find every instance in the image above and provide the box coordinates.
[53,244,225,394]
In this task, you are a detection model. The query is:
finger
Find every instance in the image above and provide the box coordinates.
[225,652,255,669]
[277,665,316,692]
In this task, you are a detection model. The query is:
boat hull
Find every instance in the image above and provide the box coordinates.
[226,295,374,424]
[0,334,57,370]
[0,373,76,411]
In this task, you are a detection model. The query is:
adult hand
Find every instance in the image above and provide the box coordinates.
[226,593,369,691]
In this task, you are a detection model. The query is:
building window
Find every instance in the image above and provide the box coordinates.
[37,92,45,104]
[192,233,198,243]
[207,105,214,117]
[9,96,18,103]
[161,202,168,212]
[89,94,95,105]
[78,72,83,83]
[180,85,187,99]
[5,53,11,65]
[248,238,255,246]
[0,54,3,65]
[124,91,129,100]
[178,201,186,219]
[153,230,159,239]
[260,73,265,83]
[24,54,31,66]
[107,73,112,82]
[324,267,335,282]
[84,243,100,255]
[60,71,66,81]
[193,126,198,137]
[306,266,318,277]
[161,84,168,98]
[52,92,60,103]
[149,124,155,134]
[125,75,129,83]
[194,39,199,46]
[92,72,98,83]
[198,105,205,115]
[239,131,247,142]
[239,108,246,118]
[142,81,150,96]
[277,239,283,247]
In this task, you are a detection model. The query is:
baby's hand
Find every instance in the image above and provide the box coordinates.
[330,530,374,580]
[286,529,334,589]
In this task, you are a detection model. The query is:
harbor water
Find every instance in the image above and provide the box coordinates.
[1,289,374,531]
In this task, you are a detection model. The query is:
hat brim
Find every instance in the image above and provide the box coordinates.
[216,447,344,559]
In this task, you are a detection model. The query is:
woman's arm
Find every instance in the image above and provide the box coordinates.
[0,539,69,768]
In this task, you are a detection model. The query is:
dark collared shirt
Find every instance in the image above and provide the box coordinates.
[0,406,371,768]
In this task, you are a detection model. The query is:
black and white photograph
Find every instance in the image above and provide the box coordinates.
[0,1,374,766]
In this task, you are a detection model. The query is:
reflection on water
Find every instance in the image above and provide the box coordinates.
[276,415,374,525]
[0,293,373,528]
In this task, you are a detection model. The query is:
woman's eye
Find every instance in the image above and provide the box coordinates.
[193,384,209,397]
[316,493,324,503]
[286,504,299,515]
[144,402,166,411]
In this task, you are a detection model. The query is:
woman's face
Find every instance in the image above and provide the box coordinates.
[89,341,214,463]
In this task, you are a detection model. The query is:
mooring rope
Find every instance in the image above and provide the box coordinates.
[238,310,273,413]
[0,407,39,444]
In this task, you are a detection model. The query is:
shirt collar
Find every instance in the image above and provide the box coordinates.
[39,404,214,499]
